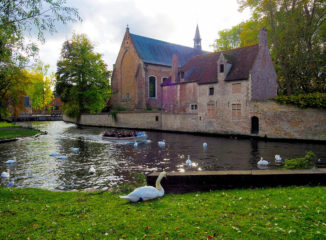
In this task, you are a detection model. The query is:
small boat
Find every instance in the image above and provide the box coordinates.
[102,131,147,142]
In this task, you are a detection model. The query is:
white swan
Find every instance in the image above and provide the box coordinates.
[186,155,192,166]
[7,180,14,188]
[158,140,166,147]
[1,169,10,178]
[89,166,96,174]
[5,157,16,164]
[57,155,67,160]
[203,142,208,148]
[134,142,138,147]
[257,157,269,166]
[49,152,60,157]
[275,155,283,164]
[120,171,167,202]
[72,148,79,153]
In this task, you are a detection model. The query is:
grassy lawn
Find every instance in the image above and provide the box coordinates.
[0,186,325,239]
[0,121,41,139]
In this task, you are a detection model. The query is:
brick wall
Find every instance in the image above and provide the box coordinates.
[64,101,326,141]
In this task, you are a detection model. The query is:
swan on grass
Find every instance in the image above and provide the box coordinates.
[120,171,167,202]
[257,157,269,166]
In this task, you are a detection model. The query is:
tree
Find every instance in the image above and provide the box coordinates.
[0,69,32,119]
[238,0,326,95]
[0,0,80,119]
[213,18,263,51]
[56,34,111,120]
[27,62,55,113]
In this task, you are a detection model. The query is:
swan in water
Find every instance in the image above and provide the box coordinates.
[7,180,14,188]
[134,142,138,147]
[5,157,16,164]
[186,155,192,166]
[89,166,96,174]
[257,157,269,166]
[1,169,10,178]
[72,148,79,153]
[203,142,208,148]
[158,140,166,147]
[49,152,60,157]
[57,155,67,160]
[120,171,167,202]
[275,155,283,164]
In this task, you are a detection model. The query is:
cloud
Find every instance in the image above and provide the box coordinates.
[35,0,251,74]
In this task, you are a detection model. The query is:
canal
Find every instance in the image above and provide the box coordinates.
[1,121,325,190]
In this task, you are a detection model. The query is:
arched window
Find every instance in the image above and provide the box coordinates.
[149,76,156,98]
[251,116,259,134]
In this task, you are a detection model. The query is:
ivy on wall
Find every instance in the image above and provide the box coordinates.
[272,93,326,110]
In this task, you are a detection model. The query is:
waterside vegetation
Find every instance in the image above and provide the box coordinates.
[0,122,41,140]
[0,186,325,239]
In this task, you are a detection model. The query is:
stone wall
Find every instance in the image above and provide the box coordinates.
[64,102,326,141]
[63,112,161,130]
[250,101,326,140]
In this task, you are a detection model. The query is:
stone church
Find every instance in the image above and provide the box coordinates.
[111,25,278,134]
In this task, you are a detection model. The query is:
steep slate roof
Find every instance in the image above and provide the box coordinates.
[180,44,259,84]
[130,33,206,67]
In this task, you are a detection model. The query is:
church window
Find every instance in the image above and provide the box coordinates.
[209,87,214,96]
[220,64,224,73]
[232,104,241,120]
[149,76,156,98]
[232,83,241,94]
[126,93,130,99]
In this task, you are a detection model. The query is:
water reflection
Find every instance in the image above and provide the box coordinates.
[0,121,325,190]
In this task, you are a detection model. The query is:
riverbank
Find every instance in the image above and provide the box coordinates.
[1,186,325,239]
[0,122,42,142]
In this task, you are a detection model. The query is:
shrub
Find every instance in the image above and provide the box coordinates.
[284,151,317,169]
[272,93,326,109]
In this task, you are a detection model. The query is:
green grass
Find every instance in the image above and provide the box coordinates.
[1,186,326,239]
[0,122,16,128]
[0,121,41,139]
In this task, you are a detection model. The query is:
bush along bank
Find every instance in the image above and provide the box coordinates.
[0,121,43,141]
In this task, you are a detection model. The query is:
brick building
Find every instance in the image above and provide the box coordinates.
[111,26,277,134]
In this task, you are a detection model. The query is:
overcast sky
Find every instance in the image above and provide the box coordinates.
[35,0,252,74]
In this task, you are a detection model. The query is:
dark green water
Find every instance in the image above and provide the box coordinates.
[1,121,325,190]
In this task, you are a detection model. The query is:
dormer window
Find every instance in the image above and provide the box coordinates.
[220,64,224,73]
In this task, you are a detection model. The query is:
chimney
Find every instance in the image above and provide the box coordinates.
[259,28,268,48]
[171,54,178,83]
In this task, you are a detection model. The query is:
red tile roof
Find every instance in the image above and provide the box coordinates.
[180,44,259,84]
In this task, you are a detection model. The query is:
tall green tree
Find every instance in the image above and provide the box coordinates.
[238,0,326,95]
[213,19,263,51]
[27,62,54,112]
[0,0,80,119]
[56,34,111,120]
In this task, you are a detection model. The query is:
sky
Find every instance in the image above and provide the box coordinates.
[35,0,252,74]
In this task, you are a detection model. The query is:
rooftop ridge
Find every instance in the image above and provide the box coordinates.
[130,33,197,51]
